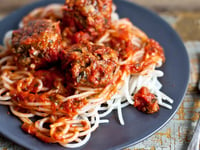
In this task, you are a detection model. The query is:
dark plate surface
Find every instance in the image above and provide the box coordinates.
[0,0,189,150]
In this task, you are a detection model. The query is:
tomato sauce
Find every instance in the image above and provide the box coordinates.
[133,87,159,113]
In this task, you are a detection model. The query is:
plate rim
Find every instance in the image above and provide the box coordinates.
[0,0,190,149]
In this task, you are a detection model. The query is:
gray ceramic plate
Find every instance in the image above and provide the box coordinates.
[0,0,189,150]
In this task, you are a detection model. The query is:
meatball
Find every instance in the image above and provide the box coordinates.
[60,42,118,87]
[11,19,62,69]
[64,0,112,38]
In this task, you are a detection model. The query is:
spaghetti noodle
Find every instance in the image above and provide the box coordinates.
[0,0,173,148]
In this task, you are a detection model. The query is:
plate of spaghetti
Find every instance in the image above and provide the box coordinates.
[0,0,189,149]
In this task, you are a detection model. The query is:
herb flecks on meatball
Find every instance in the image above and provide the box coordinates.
[60,42,118,87]
[64,0,112,38]
[12,19,62,69]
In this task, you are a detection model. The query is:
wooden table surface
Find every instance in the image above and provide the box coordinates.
[0,0,199,150]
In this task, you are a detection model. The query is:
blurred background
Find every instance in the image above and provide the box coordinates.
[130,0,200,10]
[0,0,199,150]
[0,0,200,41]
[0,0,200,11]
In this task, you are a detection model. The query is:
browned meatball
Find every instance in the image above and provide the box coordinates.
[60,42,118,87]
[64,0,112,38]
[12,19,62,69]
